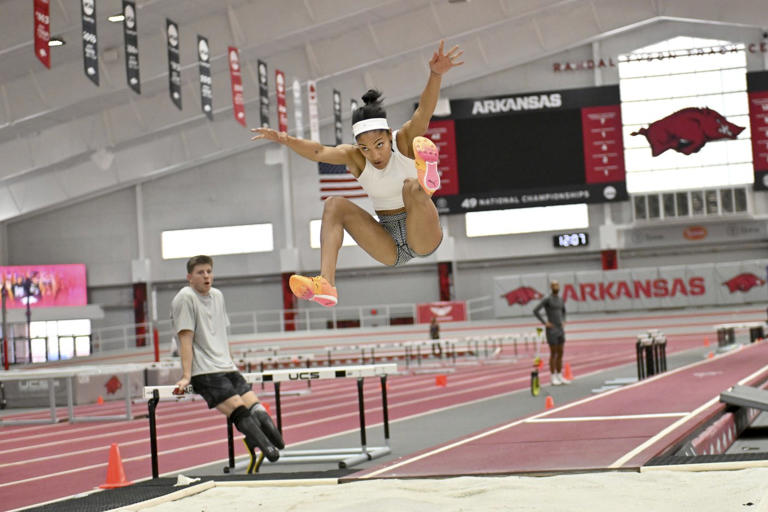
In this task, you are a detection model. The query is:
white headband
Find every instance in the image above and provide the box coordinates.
[352,118,390,137]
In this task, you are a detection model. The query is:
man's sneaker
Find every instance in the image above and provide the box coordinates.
[551,373,562,386]
[289,274,337,307]
[413,136,441,196]
[251,404,285,449]
[559,373,572,385]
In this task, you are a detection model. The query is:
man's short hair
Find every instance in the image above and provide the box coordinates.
[186,255,213,274]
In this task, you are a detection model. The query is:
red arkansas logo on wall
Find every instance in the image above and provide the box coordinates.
[416,301,467,323]
[683,226,708,240]
[501,287,543,306]
[722,273,766,293]
[105,376,123,395]
[631,107,744,157]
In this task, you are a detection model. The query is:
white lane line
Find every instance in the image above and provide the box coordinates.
[360,345,768,479]
[609,362,768,468]
[526,412,689,423]
[608,396,721,469]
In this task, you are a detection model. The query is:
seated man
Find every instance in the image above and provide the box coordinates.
[172,255,284,464]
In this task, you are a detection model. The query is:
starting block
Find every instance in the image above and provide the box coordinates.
[143,364,397,478]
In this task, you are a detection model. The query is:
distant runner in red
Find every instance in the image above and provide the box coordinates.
[251,41,463,307]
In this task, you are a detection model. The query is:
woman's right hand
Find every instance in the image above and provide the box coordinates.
[250,127,288,144]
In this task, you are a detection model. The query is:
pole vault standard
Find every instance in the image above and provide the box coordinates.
[144,363,397,478]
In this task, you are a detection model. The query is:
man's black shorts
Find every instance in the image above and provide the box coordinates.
[190,372,252,409]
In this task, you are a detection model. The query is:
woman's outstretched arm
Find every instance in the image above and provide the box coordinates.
[251,127,363,175]
[399,40,464,150]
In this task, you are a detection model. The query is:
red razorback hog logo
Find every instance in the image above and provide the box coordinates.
[502,286,543,306]
[723,273,766,293]
[631,107,744,157]
[683,226,707,240]
[105,375,123,395]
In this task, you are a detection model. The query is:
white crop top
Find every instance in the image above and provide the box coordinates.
[356,131,417,211]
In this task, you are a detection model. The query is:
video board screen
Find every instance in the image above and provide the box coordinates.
[425,85,627,214]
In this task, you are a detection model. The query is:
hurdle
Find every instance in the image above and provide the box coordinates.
[636,331,667,380]
[0,365,142,425]
[143,363,397,478]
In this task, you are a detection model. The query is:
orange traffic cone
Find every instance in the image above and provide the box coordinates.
[563,363,573,381]
[97,395,104,405]
[703,337,710,347]
[435,375,447,387]
[707,351,714,359]
[545,396,555,410]
[99,443,133,489]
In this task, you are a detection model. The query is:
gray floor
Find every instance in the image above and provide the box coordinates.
[727,412,768,455]
[177,344,713,478]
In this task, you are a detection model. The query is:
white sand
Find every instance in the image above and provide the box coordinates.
[122,468,768,512]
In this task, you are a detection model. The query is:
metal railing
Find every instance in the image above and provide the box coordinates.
[86,296,494,357]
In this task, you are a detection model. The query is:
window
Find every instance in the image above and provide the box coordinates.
[309,217,381,249]
[465,204,589,237]
[619,36,752,193]
[161,224,274,259]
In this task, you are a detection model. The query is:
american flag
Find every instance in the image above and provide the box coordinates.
[318,162,367,200]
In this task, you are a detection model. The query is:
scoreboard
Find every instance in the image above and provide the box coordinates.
[425,85,628,214]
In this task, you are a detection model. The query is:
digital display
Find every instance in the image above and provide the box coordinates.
[1,264,87,309]
[425,85,627,215]
[553,232,589,248]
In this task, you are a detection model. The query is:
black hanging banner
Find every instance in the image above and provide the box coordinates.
[81,0,98,85]
[167,19,181,110]
[122,0,140,94]
[333,89,342,145]
[197,35,213,120]
[258,59,269,127]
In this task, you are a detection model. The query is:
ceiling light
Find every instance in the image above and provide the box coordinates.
[48,38,65,47]
[107,13,125,22]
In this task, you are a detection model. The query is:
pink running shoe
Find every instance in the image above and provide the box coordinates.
[413,136,441,196]
[289,274,338,307]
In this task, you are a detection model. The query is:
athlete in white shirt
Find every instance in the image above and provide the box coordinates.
[252,41,463,306]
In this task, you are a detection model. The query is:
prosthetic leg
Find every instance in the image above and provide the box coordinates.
[230,405,279,466]
[250,403,285,449]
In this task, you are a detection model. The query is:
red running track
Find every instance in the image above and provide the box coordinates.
[351,340,768,480]
[0,334,707,511]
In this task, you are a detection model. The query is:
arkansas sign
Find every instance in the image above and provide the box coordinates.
[416,301,467,324]
[494,260,767,318]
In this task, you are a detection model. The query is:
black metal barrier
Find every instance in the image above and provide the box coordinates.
[717,327,736,348]
[636,332,667,380]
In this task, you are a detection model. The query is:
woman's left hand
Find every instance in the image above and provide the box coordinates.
[429,40,464,76]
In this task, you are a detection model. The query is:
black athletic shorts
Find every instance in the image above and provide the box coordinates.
[190,372,252,409]
[546,327,565,346]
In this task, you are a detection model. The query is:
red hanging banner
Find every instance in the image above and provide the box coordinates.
[227,46,246,126]
[275,69,288,133]
[33,0,51,68]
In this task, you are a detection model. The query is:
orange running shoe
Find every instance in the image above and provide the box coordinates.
[413,136,440,196]
[289,274,338,307]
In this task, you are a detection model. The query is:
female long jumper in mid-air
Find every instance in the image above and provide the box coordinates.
[251,41,463,306]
